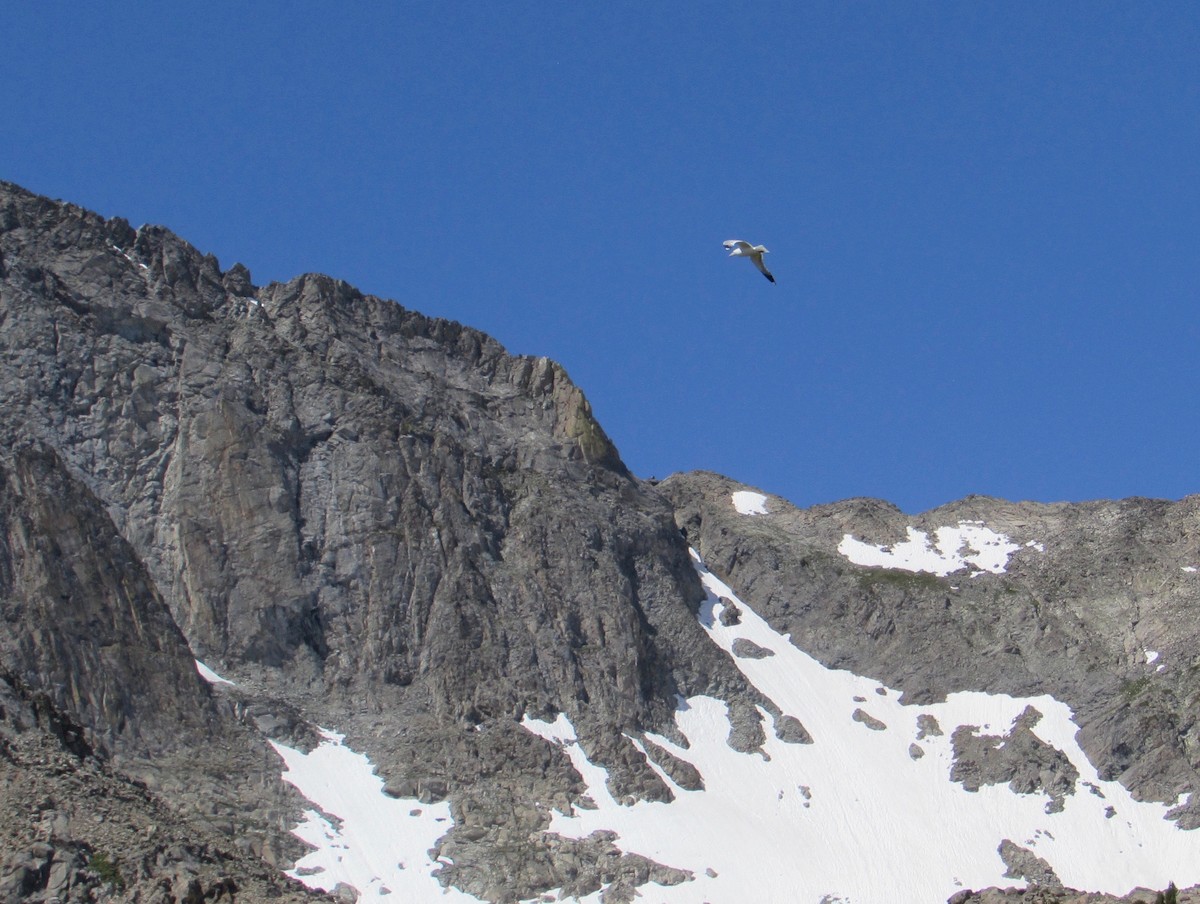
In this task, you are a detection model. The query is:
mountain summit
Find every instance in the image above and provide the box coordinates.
[1,181,1197,903]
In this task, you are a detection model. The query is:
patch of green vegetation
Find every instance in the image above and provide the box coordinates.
[1120,676,1152,701]
[88,852,125,889]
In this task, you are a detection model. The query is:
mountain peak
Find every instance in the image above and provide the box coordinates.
[2,180,1198,903]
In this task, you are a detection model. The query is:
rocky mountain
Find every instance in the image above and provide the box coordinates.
[0,180,1196,903]
[664,472,1200,820]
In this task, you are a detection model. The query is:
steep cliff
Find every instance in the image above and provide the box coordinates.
[0,180,752,900]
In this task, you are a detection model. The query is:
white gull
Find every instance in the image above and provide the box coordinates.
[723,239,775,283]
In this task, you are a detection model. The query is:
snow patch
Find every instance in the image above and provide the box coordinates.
[520,550,1200,902]
[1183,566,1197,573]
[270,729,480,902]
[1145,651,1160,666]
[731,491,769,515]
[110,243,148,270]
[838,522,1029,576]
[194,660,234,686]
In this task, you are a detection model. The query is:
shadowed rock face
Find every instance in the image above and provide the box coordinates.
[659,470,1200,822]
[0,443,316,902]
[0,442,213,757]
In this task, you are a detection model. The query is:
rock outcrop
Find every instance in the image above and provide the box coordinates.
[951,706,1080,813]
[949,883,1196,904]
[0,442,213,758]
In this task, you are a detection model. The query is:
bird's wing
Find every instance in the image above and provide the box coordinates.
[752,256,776,283]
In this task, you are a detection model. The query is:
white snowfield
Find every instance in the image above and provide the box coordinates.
[523,551,1200,903]
[837,521,1035,576]
[731,490,769,515]
[268,548,1200,903]
[270,729,476,901]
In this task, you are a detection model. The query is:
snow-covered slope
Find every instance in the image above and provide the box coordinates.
[525,548,1200,902]
[837,521,1037,576]
[268,526,1200,903]
[270,730,476,902]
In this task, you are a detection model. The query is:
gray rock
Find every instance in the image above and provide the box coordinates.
[717,598,742,625]
[641,737,704,791]
[951,707,1079,812]
[731,638,775,659]
[948,882,1192,903]
[0,442,216,760]
[774,714,814,745]
[725,698,767,755]
[852,709,887,731]
[917,713,944,739]
[998,839,1061,888]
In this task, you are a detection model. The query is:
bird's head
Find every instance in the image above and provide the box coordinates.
[755,245,770,254]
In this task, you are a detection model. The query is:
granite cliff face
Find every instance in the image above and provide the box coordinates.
[1,180,1197,903]
[0,180,752,901]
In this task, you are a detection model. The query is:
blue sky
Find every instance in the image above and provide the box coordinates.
[4,3,1199,513]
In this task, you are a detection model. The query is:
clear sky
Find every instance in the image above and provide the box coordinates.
[4,3,1199,513]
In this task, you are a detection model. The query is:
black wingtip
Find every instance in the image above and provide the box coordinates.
[764,272,776,283]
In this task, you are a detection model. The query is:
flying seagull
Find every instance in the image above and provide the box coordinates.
[723,239,775,283]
